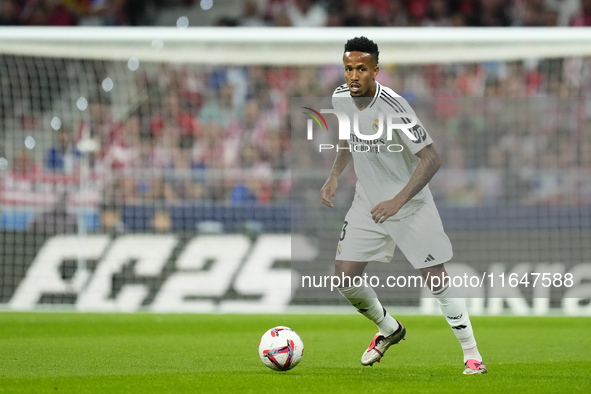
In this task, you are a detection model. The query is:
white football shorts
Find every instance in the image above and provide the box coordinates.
[335,192,453,269]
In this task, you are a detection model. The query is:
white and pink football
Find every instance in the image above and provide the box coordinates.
[258,326,304,371]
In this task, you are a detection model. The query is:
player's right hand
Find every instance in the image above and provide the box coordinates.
[321,176,338,208]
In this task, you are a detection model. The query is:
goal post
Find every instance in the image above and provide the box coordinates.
[2,27,591,64]
[1,27,590,315]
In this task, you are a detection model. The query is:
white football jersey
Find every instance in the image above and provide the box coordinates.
[332,81,434,219]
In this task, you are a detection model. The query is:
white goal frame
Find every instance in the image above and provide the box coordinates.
[1,27,591,65]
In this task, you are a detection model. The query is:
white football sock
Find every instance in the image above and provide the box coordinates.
[339,285,399,336]
[432,284,482,362]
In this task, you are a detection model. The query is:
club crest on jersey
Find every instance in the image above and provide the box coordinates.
[337,243,342,255]
[373,118,380,132]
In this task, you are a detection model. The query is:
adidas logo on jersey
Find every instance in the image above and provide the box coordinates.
[424,254,435,263]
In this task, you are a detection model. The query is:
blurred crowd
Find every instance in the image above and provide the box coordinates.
[222,0,591,28]
[1,61,293,210]
[2,0,591,27]
[302,58,591,207]
[1,1,590,235]
[0,0,149,25]
[3,53,591,214]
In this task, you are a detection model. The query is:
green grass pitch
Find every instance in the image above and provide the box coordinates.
[0,313,589,393]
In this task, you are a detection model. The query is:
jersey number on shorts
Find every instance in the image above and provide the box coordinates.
[340,221,348,241]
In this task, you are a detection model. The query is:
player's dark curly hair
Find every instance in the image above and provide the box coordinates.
[344,36,379,64]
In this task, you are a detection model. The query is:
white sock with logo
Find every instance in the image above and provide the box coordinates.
[338,285,399,336]
[432,284,482,362]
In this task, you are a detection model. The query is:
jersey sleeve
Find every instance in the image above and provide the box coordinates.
[386,95,433,155]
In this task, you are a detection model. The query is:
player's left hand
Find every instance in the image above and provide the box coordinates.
[371,199,404,223]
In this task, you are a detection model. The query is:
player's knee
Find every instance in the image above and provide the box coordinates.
[420,264,449,292]
[335,260,357,277]
[334,260,346,277]
[334,260,367,279]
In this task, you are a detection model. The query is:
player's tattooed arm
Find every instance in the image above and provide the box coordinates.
[400,143,442,204]
[371,143,441,223]
[321,140,352,208]
[330,139,352,177]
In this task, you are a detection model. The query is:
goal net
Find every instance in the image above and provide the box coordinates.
[0,27,590,315]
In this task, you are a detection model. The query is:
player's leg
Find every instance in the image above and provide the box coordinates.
[335,260,406,366]
[335,260,400,335]
[334,196,407,366]
[420,264,486,374]
[387,201,486,374]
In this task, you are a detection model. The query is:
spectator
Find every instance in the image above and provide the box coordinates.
[238,98,281,162]
[230,181,258,203]
[199,83,242,129]
[266,128,288,170]
[570,0,591,25]
[135,133,169,171]
[103,177,140,205]
[264,0,292,21]
[78,0,117,26]
[141,177,176,204]
[359,0,391,14]
[151,209,172,233]
[512,0,544,26]
[546,0,579,26]
[521,4,544,26]
[192,121,227,169]
[457,64,486,96]
[28,193,78,233]
[230,143,272,204]
[46,127,81,174]
[0,0,22,25]
[171,135,193,171]
[285,0,328,27]
[216,16,239,26]
[405,0,431,21]
[151,92,200,151]
[2,149,42,203]
[542,8,559,25]
[170,135,204,200]
[423,0,452,26]
[451,11,468,26]
[272,11,292,25]
[97,201,125,234]
[357,3,384,26]
[468,0,510,26]
[8,0,583,27]
[385,0,408,26]
[76,96,119,156]
[240,0,266,26]
[102,115,141,172]
[23,0,78,26]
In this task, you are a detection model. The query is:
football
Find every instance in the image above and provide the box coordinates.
[258,326,304,371]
